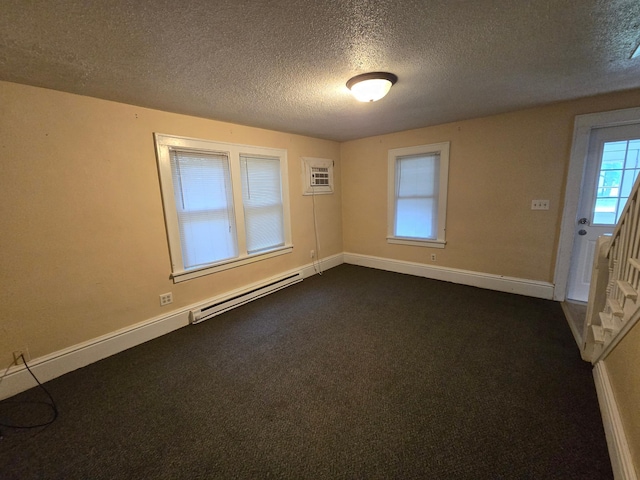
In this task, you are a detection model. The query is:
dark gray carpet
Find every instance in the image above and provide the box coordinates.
[0,264,612,479]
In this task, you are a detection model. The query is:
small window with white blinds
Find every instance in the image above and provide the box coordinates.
[387,142,450,248]
[394,153,440,239]
[155,134,292,282]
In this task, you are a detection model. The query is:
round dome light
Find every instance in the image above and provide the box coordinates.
[346,72,398,102]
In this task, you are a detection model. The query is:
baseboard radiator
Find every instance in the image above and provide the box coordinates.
[189,272,303,324]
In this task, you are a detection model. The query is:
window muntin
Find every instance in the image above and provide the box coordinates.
[155,134,292,282]
[387,142,450,248]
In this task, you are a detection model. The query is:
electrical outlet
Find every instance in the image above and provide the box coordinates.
[159,292,173,306]
[13,347,30,365]
[310,250,315,258]
[531,199,550,210]
[430,253,437,261]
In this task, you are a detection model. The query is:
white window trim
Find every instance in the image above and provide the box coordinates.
[387,142,450,248]
[154,133,293,283]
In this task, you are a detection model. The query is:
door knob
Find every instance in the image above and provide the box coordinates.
[578,229,587,235]
[578,217,589,225]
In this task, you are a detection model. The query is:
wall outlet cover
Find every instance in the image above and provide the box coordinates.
[531,199,550,210]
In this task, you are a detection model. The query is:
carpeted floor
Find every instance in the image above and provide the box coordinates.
[0,264,612,479]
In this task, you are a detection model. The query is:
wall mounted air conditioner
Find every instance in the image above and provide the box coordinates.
[302,157,334,195]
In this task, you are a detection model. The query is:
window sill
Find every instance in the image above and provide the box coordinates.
[171,245,293,283]
[387,237,446,249]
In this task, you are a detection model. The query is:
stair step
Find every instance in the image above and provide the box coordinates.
[591,325,605,344]
[616,280,638,300]
[629,257,640,271]
[606,298,624,317]
[599,312,623,333]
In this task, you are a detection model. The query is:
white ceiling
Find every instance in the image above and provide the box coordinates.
[2,0,640,141]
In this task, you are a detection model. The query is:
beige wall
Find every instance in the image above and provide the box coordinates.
[0,81,342,366]
[341,90,640,282]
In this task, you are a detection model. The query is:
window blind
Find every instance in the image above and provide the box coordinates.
[170,150,237,269]
[394,153,440,239]
[240,155,285,254]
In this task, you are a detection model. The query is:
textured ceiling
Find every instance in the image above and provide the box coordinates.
[2,0,640,141]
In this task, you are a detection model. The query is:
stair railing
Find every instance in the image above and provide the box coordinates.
[583,173,640,363]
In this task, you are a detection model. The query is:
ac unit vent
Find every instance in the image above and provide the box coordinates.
[311,167,330,186]
[302,157,333,195]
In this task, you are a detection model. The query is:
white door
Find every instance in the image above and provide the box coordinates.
[567,124,640,302]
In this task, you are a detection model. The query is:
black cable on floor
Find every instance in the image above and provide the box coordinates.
[0,354,58,433]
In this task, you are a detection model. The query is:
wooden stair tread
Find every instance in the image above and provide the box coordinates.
[616,280,638,300]
[606,298,624,317]
[628,257,640,271]
[599,312,622,333]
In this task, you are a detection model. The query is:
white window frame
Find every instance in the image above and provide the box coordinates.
[154,133,293,283]
[387,142,450,249]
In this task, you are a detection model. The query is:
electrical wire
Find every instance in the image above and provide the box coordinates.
[311,185,323,275]
[0,354,58,431]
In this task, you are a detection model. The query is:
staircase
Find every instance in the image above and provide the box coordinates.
[582,176,640,363]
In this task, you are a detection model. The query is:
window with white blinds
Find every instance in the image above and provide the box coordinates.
[394,153,439,239]
[155,134,292,282]
[387,142,450,248]
[170,150,238,268]
[240,155,285,254]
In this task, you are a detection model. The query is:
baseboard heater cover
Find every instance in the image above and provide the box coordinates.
[189,272,303,324]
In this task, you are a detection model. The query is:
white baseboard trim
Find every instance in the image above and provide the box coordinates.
[593,361,638,480]
[0,255,344,400]
[0,310,190,401]
[343,252,555,299]
[300,252,344,279]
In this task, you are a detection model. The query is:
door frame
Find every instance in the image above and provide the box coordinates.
[554,107,640,301]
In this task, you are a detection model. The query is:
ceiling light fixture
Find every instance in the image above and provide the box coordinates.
[346,72,398,102]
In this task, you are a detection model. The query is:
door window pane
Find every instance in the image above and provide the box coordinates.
[621,170,639,197]
[597,170,621,197]
[592,139,640,225]
[593,198,618,225]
